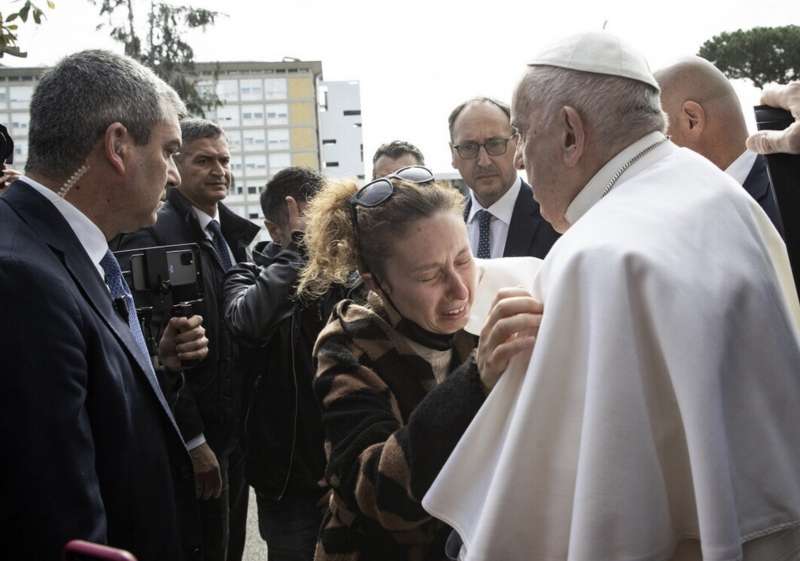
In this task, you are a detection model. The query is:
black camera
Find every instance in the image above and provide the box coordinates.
[113,243,206,366]
[0,123,13,167]
[0,123,14,185]
[754,105,800,294]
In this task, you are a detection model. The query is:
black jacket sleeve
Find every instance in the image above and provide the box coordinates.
[223,238,305,346]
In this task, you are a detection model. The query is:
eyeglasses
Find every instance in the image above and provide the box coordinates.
[350,165,435,271]
[452,134,518,160]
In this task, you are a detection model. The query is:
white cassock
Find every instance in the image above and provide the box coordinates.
[423,131,800,561]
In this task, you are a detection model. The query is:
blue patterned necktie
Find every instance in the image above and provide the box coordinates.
[100,250,154,369]
[207,220,233,272]
[476,209,492,259]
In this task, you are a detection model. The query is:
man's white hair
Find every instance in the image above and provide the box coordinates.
[517,65,666,156]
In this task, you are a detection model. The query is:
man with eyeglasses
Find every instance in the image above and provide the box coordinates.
[449,97,559,260]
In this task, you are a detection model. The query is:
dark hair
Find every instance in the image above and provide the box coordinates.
[26,49,186,179]
[371,140,425,166]
[260,166,324,226]
[297,178,465,299]
[179,118,225,146]
[448,97,511,140]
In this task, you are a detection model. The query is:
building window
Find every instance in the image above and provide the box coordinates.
[245,154,268,171]
[9,86,33,109]
[247,186,258,194]
[266,103,289,126]
[326,162,340,167]
[242,104,265,126]
[343,110,361,116]
[249,212,260,219]
[267,128,290,151]
[243,129,266,151]
[269,153,291,172]
[322,139,337,145]
[227,132,243,153]
[240,79,263,101]
[216,105,240,127]
[216,80,239,102]
[265,78,288,100]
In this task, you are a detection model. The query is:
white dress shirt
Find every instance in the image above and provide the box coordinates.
[18,176,109,280]
[466,176,521,259]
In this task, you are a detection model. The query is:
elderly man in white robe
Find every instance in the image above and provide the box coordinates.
[423,32,800,561]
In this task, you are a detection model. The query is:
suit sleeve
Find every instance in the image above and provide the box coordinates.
[313,324,486,532]
[0,257,106,557]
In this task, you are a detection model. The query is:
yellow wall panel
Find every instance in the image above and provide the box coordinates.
[292,152,318,169]
[289,101,315,126]
[290,127,317,150]
[288,77,314,99]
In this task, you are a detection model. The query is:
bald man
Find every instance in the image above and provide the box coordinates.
[655,57,784,234]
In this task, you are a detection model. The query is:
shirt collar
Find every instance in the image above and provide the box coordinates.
[565,131,667,226]
[193,205,220,233]
[17,176,109,276]
[724,149,757,186]
[467,175,522,225]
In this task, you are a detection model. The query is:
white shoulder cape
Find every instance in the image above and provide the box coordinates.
[423,143,800,561]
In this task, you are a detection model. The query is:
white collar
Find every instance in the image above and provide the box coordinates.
[467,175,522,225]
[192,205,221,232]
[724,149,757,186]
[18,176,109,277]
[565,131,667,226]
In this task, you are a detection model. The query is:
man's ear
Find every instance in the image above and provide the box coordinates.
[561,106,585,168]
[103,122,131,176]
[450,142,458,169]
[681,100,705,137]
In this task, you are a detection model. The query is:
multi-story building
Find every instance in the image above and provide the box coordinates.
[318,80,364,180]
[0,59,364,230]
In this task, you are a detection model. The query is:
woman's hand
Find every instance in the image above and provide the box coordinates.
[476,287,542,392]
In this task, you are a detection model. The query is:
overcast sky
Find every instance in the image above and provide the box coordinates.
[7,0,800,174]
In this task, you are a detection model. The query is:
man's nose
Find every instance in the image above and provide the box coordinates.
[477,144,493,166]
[168,159,182,187]
[210,160,225,176]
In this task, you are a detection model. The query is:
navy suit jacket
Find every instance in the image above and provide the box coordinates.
[743,154,785,237]
[465,179,560,258]
[0,182,201,561]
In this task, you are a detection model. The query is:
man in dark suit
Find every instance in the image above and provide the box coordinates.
[655,56,784,235]
[0,50,208,561]
[117,118,260,561]
[449,97,559,259]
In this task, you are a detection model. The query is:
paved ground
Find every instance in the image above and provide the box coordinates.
[242,488,267,561]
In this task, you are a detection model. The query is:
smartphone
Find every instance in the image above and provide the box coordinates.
[63,540,138,561]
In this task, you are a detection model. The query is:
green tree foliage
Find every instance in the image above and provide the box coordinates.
[1,1,54,58]
[699,26,800,88]
[91,0,222,116]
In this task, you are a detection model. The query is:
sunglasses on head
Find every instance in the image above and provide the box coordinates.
[349,165,435,271]
[351,165,435,208]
